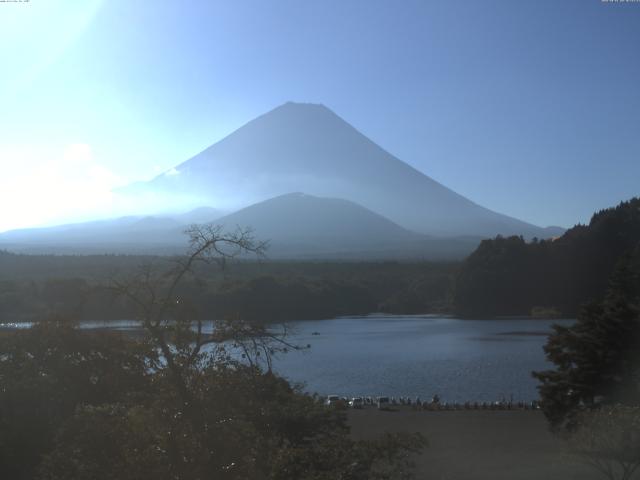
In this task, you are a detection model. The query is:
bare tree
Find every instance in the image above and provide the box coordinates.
[110,224,303,403]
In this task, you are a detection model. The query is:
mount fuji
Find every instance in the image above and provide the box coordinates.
[123,102,562,239]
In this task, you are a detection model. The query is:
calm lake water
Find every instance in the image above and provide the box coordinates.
[268,315,573,402]
[0,315,573,402]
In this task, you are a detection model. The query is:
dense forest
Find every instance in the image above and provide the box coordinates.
[454,198,640,318]
[2,198,639,324]
[0,253,455,323]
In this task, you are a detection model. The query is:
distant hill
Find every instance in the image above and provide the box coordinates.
[121,102,561,238]
[213,192,481,259]
[0,207,221,254]
[454,197,640,317]
[0,194,480,259]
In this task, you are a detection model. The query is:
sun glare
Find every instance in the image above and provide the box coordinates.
[0,0,103,99]
[0,144,121,232]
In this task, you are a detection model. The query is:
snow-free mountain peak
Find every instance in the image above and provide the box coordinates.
[124,102,559,238]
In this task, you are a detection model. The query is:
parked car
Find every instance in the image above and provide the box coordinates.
[349,397,364,409]
[325,395,341,407]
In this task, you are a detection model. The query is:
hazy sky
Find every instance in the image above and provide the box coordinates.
[1,0,639,232]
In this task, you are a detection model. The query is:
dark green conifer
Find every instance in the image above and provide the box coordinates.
[533,248,640,430]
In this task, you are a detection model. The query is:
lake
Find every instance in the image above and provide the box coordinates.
[0,315,572,402]
[268,315,572,402]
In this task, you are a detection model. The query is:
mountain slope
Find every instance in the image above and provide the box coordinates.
[217,192,418,245]
[123,102,558,238]
[213,193,481,259]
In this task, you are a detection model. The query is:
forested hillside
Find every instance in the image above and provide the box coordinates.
[454,198,640,317]
[0,254,455,323]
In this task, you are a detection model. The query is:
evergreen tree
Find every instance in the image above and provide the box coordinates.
[533,249,640,430]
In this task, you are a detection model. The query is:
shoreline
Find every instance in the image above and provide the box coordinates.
[0,312,576,329]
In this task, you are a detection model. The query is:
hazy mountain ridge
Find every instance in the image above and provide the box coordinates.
[0,194,480,259]
[0,207,222,254]
[213,192,480,259]
[124,102,562,238]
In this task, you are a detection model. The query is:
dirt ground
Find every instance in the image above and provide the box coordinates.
[348,408,608,480]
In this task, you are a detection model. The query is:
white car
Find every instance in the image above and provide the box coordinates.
[325,395,341,407]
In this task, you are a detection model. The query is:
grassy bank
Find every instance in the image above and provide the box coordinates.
[348,408,602,480]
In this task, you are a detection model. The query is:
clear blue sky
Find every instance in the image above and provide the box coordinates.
[1,0,639,231]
